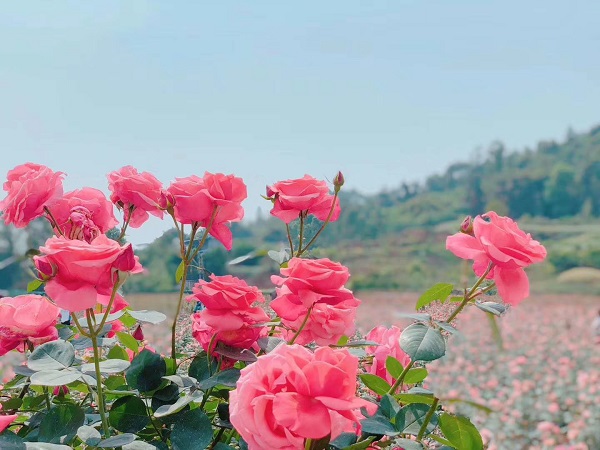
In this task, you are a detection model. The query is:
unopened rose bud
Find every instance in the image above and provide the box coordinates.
[159,190,175,213]
[333,171,345,193]
[132,324,144,341]
[460,216,474,236]
[35,258,56,281]
[53,385,69,396]
[114,244,137,272]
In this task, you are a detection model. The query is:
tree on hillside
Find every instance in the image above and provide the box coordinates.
[544,163,582,218]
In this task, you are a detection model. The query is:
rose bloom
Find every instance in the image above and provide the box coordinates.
[107,166,164,228]
[0,162,64,228]
[364,325,411,385]
[0,295,60,356]
[48,188,118,238]
[270,258,360,345]
[167,172,247,250]
[187,275,269,356]
[34,235,143,311]
[229,344,375,450]
[267,175,341,224]
[446,211,547,305]
[186,274,265,310]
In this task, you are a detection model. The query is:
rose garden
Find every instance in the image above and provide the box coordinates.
[1,161,591,450]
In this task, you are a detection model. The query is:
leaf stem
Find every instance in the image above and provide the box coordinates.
[288,305,313,345]
[416,396,439,442]
[387,360,415,395]
[447,263,494,323]
[297,191,339,256]
[86,310,111,438]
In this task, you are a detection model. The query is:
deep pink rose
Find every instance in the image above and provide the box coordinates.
[271,258,360,345]
[34,235,142,311]
[267,175,341,224]
[0,295,60,356]
[0,163,64,228]
[188,275,269,357]
[107,166,164,228]
[48,188,118,238]
[230,344,375,450]
[0,404,17,433]
[167,172,247,250]
[364,326,411,386]
[446,211,547,305]
[186,274,265,310]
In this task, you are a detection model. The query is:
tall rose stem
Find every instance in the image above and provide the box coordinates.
[285,223,295,255]
[387,360,415,395]
[170,207,218,361]
[117,205,134,242]
[288,305,313,345]
[446,263,494,323]
[296,191,339,256]
[416,397,440,442]
[43,206,64,236]
[86,310,111,438]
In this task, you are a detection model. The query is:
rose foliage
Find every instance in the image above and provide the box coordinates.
[0,163,547,450]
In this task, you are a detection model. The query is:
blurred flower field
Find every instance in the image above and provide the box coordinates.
[1,291,598,449]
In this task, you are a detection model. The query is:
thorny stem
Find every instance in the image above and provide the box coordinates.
[285,223,295,255]
[117,205,135,242]
[86,310,111,438]
[43,206,64,236]
[296,214,305,257]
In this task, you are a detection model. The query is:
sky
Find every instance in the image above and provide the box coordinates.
[1,1,599,246]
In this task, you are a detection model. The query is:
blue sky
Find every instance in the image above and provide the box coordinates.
[1,1,599,245]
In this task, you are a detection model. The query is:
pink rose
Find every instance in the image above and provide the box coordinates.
[34,235,142,311]
[446,211,547,305]
[186,274,265,310]
[0,295,60,356]
[364,326,411,385]
[167,172,247,250]
[270,258,360,345]
[187,275,269,357]
[229,344,375,450]
[48,188,118,238]
[107,166,164,228]
[0,404,17,433]
[0,163,64,228]
[267,175,341,224]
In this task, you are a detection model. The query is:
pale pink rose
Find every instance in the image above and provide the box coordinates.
[446,211,547,305]
[188,275,269,358]
[364,325,411,385]
[229,344,375,450]
[0,295,60,356]
[107,166,164,228]
[167,172,247,250]
[271,258,360,345]
[48,188,118,238]
[186,274,265,310]
[0,162,64,228]
[0,404,17,433]
[34,235,142,311]
[267,175,341,224]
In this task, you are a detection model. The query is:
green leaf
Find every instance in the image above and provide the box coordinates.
[128,310,167,325]
[359,374,391,396]
[81,359,130,374]
[0,431,25,450]
[385,356,404,379]
[336,335,349,346]
[475,301,506,316]
[117,332,140,353]
[38,404,85,444]
[27,279,43,293]
[175,261,185,283]
[170,409,213,450]
[126,349,166,393]
[435,321,459,335]
[97,433,137,448]
[120,312,138,328]
[198,368,241,390]
[153,392,202,418]
[109,395,150,433]
[400,323,446,362]
[404,368,428,384]
[360,409,399,436]
[395,403,438,435]
[379,394,401,419]
[307,435,330,450]
[438,413,484,450]
[188,352,218,381]
[395,393,435,405]
[416,283,454,309]
[108,345,131,361]
[394,439,424,450]
[30,369,82,387]
[77,425,101,446]
[329,432,357,449]
[28,340,75,371]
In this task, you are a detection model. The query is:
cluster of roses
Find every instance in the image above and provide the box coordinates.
[0,161,547,448]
